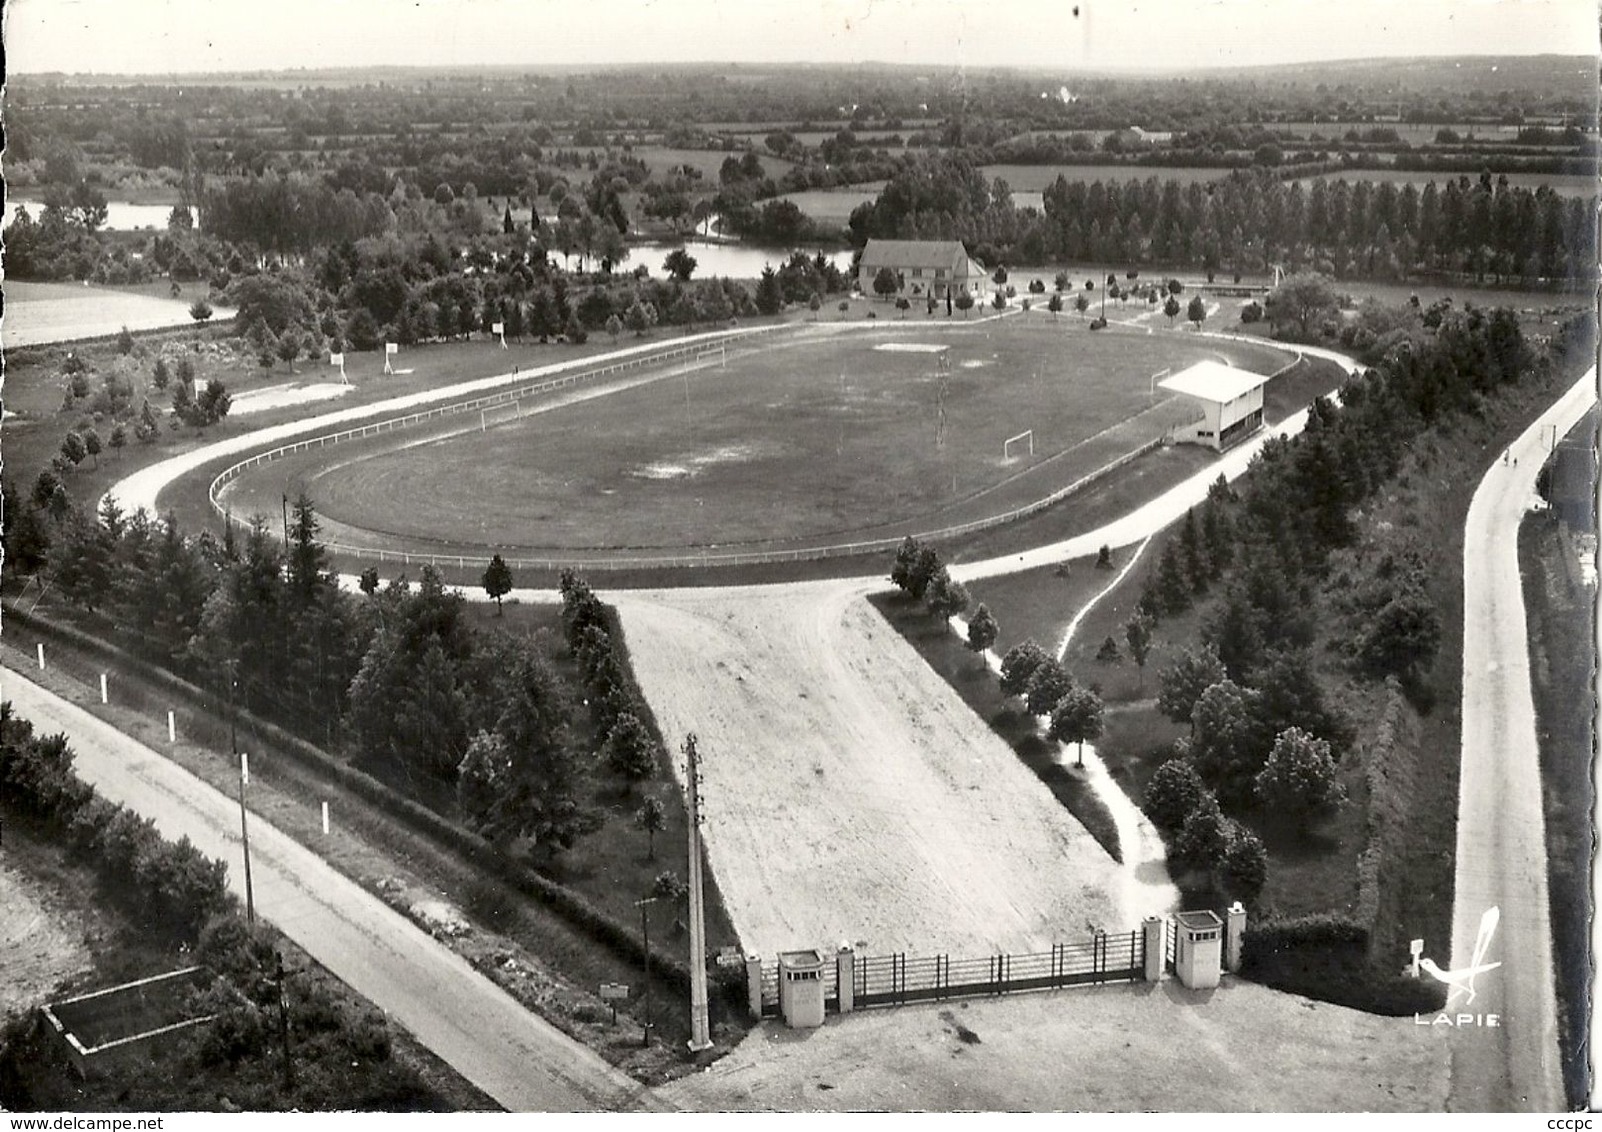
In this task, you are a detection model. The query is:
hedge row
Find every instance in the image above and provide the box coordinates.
[1240,913,1445,1017]
[1355,679,1413,928]
[1,601,695,993]
[0,706,233,940]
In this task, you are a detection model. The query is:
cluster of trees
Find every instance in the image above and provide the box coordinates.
[0,487,661,863]
[558,571,667,788]
[889,536,972,622]
[846,153,1594,286]
[995,640,1106,765]
[1141,759,1268,903]
[1127,300,1556,886]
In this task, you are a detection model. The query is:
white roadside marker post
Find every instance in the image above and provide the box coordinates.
[100,673,108,704]
[36,644,45,670]
[168,711,177,743]
[321,801,330,836]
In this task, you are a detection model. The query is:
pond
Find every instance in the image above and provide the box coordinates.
[5,199,195,231]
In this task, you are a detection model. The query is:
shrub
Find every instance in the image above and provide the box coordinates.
[1143,759,1208,831]
[1219,827,1268,904]
[1175,794,1230,868]
[1255,727,1344,816]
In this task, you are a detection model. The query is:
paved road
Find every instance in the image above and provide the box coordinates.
[0,668,662,1113]
[1447,367,1595,1112]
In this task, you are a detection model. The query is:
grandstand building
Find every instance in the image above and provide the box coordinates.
[1158,360,1270,451]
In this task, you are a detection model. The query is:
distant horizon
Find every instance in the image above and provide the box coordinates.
[9,50,1600,82]
[5,0,1598,77]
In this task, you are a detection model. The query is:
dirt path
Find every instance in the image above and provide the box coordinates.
[0,667,660,1113]
[659,978,1450,1112]
[1447,367,1594,1112]
[612,580,1121,959]
[0,856,93,1024]
[951,595,1179,929]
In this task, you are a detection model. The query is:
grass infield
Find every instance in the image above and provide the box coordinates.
[220,320,1292,558]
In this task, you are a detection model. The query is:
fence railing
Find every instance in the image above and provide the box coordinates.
[208,332,773,534]
[758,930,1143,1017]
[209,335,1310,574]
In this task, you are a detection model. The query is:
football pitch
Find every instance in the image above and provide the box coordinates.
[219,319,1292,556]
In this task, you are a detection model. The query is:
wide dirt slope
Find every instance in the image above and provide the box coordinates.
[612,580,1121,960]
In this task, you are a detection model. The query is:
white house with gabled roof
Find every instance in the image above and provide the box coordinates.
[857,239,989,302]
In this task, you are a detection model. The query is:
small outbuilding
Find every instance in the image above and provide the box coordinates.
[1173,910,1224,990]
[776,949,827,1028]
[1158,360,1270,451]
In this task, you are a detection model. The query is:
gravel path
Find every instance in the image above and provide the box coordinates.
[612,580,1121,959]
[659,978,1451,1112]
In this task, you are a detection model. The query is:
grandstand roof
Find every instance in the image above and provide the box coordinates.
[1158,359,1270,404]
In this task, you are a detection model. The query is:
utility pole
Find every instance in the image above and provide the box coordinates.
[633,895,658,1047]
[275,950,294,1091]
[684,734,712,1052]
[281,493,290,548]
[238,751,255,925]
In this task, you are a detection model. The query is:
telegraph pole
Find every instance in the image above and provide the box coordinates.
[633,895,658,1047]
[238,751,255,925]
[684,734,713,1052]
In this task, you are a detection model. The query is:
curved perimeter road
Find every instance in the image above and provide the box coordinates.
[0,668,661,1112]
[1448,367,1596,1113]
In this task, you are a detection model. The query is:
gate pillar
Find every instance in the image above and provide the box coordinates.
[745,954,763,1021]
[1224,901,1247,973]
[1142,916,1165,983]
[836,946,856,1014]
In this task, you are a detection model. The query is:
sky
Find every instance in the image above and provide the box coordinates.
[3,0,1599,75]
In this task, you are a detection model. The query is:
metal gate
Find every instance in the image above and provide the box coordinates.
[852,931,1144,1010]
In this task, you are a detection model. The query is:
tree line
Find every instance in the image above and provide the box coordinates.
[0,487,661,860]
[847,153,1595,287]
[1122,303,1574,898]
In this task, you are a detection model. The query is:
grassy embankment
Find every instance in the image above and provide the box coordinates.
[1517,421,1596,1109]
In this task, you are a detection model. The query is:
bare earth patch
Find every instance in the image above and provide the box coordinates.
[0,856,94,1023]
[659,978,1450,1112]
[611,580,1120,960]
[230,382,353,416]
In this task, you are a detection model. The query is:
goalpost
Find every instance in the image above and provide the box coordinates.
[1149,367,1171,400]
[480,400,522,432]
[694,343,727,368]
[1003,429,1035,460]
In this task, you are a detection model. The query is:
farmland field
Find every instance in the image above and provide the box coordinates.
[774,186,883,223]
[629,145,793,181]
[4,280,235,348]
[217,320,1291,557]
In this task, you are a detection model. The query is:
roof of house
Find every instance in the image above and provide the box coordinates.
[1159,359,1271,404]
[859,239,974,271]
